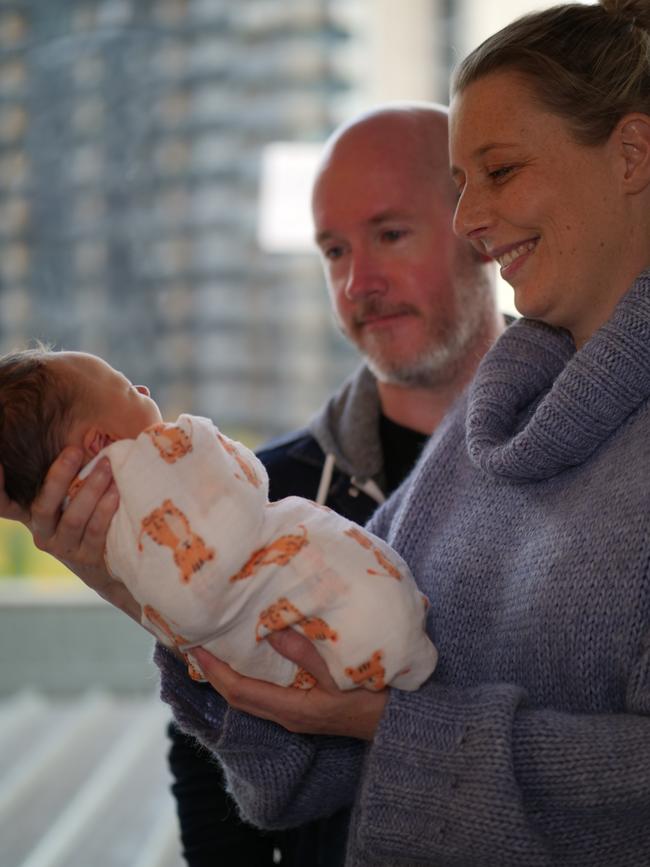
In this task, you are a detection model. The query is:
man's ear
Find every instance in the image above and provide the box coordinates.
[82,427,115,458]
[616,114,650,194]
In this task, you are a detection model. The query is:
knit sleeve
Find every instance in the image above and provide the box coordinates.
[154,644,367,829]
[156,626,650,864]
[350,649,650,866]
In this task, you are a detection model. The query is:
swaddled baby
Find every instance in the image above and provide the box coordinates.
[0,347,438,691]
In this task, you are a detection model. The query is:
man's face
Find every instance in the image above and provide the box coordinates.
[312,123,491,387]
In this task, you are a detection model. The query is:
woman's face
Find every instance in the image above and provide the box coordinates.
[450,70,628,347]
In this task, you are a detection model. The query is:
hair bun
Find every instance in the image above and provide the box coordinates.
[600,0,650,29]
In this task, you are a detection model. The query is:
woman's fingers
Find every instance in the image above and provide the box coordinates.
[32,453,113,557]
[191,643,388,741]
[191,647,289,722]
[23,449,136,618]
[30,447,85,544]
[77,480,120,556]
[267,629,339,691]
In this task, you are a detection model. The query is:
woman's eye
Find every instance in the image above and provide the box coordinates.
[488,166,515,181]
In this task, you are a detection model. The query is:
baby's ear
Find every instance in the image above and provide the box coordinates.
[83,427,115,458]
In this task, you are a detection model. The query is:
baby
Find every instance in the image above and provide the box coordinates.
[0,348,438,691]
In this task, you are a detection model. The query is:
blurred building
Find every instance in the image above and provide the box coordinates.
[1,0,513,445]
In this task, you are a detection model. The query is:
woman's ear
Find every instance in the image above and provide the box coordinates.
[616,114,650,194]
[82,427,115,458]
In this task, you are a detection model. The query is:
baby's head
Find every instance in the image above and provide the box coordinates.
[0,347,162,508]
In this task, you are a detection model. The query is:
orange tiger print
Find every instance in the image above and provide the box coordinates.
[138,498,215,584]
[344,526,403,581]
[255,596,338,644]
[229,524,309,582]
[345,650,386,691]
[67,474,88,502]
[367,547,403,581]
[291,668,317,690]
[217,432,262,488]
[143,604,203,681]
[344,525,373,550]
[145,422,193,463]
[300,614,339,642]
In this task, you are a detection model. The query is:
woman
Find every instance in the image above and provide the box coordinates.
[6,1,650,864]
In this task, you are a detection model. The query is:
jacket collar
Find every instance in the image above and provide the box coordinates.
[307,365,385,484]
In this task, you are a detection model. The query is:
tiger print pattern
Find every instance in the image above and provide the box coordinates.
[138,499,215,584]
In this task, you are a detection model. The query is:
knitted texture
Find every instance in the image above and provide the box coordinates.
[156,270,650,865]
[466,275,650,479]
[156,644,367,828]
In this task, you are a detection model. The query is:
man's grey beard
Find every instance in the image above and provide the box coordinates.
[363,289,489,389]
[366,344,464,388]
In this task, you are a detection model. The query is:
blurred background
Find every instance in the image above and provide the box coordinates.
[0,1,585,864]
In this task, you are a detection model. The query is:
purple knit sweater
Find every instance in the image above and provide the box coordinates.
[155,270,650,866]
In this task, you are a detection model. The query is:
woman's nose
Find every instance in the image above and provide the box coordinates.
[453,184,491,241]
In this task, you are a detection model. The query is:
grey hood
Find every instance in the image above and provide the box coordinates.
[307,364,385,492]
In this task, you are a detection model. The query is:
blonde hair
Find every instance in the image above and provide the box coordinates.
[452,1,650,145]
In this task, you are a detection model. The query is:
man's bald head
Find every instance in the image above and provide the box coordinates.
[313,103,456,213]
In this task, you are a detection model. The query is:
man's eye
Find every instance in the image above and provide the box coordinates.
[324,245,344,261]
[381,229,406,242]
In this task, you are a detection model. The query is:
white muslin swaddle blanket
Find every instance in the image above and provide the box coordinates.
[71,414,437,691]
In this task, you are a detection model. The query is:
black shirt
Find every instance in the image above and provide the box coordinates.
[379,413,430,495]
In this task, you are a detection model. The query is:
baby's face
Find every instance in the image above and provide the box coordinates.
[55,352,163,441]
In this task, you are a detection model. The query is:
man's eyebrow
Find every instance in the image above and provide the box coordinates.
[368,209,412,225]
[315,210,412,245]
[315,229,334,245]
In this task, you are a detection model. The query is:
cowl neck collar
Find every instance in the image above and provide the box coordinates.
[466,269,650,481]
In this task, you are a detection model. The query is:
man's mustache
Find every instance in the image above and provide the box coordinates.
[352,300,419,327]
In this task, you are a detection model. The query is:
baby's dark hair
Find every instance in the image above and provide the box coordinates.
[0,347,78,509]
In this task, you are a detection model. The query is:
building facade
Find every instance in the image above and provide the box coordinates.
[0,0,462,442]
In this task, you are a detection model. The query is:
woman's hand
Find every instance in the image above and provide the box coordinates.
[0,447,142,623]
[192,629,388,741]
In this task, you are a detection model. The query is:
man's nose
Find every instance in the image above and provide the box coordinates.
[135,385,150,396]
[343,252,388,300]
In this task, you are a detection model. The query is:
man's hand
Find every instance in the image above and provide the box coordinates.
[192,629,388,741]
[0,447,141,623]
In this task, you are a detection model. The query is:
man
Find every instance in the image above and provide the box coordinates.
[0,104,503,866]
[165,102,504,866]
